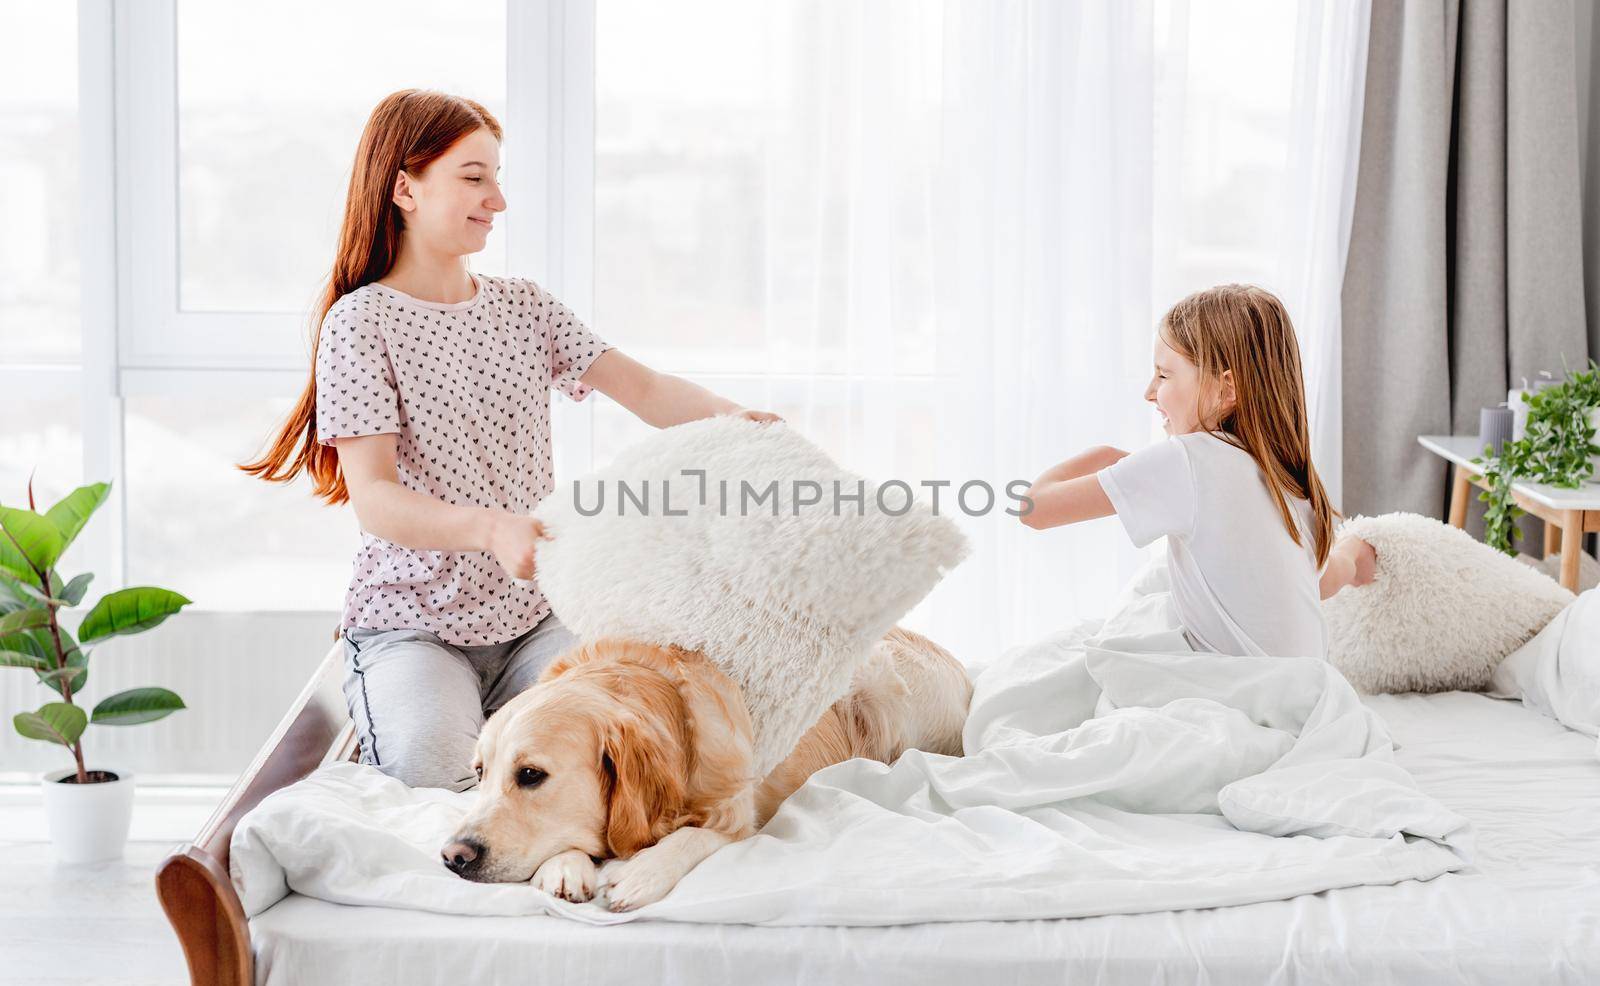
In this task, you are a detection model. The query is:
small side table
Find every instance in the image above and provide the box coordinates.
[1418,435,1600,592]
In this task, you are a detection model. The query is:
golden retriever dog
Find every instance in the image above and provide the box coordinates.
[440,627,971,910]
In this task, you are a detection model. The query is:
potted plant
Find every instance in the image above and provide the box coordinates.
[1474,360,1600,556]
[1,479,190,863]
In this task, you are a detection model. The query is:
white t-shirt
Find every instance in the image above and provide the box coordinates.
[1095,432,1327,660]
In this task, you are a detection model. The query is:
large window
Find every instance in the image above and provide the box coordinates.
[110,0,512,607]
[123,395,359,609]
[1,1,515,610]
[174,0,507,314]
[2,0,1349,624]
[2,0,1367,781]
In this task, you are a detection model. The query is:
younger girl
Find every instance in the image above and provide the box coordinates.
[244,90,776,791]
[1020,284,1373,659]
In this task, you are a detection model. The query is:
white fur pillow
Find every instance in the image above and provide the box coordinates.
[533,417,969,775]
[1323,512,1574,693]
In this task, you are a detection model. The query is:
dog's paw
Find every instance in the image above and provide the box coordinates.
[600,854,680,912]
[532,850,598,903]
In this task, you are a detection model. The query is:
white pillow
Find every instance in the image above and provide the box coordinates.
[1323,512,1574,693]
[1489,586,1600,744]
[533,417,969,775]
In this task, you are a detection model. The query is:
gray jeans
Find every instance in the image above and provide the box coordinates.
[341,612,579,792]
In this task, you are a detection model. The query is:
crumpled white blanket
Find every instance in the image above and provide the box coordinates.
[232,562,1471,926]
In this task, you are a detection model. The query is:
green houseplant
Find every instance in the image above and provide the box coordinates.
[1,478,191,862]
[1473,360,1600,556]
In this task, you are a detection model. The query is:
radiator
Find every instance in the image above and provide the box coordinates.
[0,611,338,782]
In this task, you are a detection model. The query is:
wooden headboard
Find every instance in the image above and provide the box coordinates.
[155,645,356,986]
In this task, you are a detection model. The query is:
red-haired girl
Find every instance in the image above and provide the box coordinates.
[245,90,776,791]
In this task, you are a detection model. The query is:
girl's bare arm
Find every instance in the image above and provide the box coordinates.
[1019,446,1129,530]
[1319,534,1377,600]
[579,349,778,427]
[335,434,546,578]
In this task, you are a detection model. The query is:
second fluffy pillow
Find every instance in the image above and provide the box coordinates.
[1323,512,1574,693]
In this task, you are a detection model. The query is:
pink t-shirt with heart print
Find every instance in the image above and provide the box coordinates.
[314,272,611,645]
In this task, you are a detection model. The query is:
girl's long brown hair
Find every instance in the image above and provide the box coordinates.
[1159,284,1338,567]
[240,90,502,505]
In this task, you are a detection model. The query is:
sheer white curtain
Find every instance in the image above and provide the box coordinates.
[1275,0,1371,510]
[925,0,1159,663]
[1152,0,1371,512]
[592,0,1370,667]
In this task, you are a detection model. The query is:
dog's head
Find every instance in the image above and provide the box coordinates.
[440,639,754,883]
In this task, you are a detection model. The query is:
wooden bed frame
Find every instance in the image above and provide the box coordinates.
[155,645,356,986]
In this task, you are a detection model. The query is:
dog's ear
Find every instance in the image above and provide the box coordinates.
[601,712,686,858]
[671,656,758,810]
[839,648,910,762]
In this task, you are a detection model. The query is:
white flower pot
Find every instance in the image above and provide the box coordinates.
[40,766,135,864]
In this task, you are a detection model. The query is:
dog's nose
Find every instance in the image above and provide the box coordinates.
[441,838,485,875]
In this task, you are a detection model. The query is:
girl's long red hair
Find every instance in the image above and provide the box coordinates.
[240,90,502,505]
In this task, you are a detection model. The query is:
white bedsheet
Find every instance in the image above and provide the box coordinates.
[233,565,1470,928]
[250,689,1600,985]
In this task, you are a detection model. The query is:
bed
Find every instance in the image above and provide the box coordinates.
[157,645,1600,986]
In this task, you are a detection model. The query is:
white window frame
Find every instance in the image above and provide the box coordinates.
[76,0,123,585]
[114,0,307,369]
[111,0,600,377]
[511,0,599,478]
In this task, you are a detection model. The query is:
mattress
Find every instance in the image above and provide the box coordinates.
[250,690,1600,986]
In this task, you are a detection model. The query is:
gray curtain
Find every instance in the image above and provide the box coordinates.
[1582,0,1600,362]
[1341,0,1591,541]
